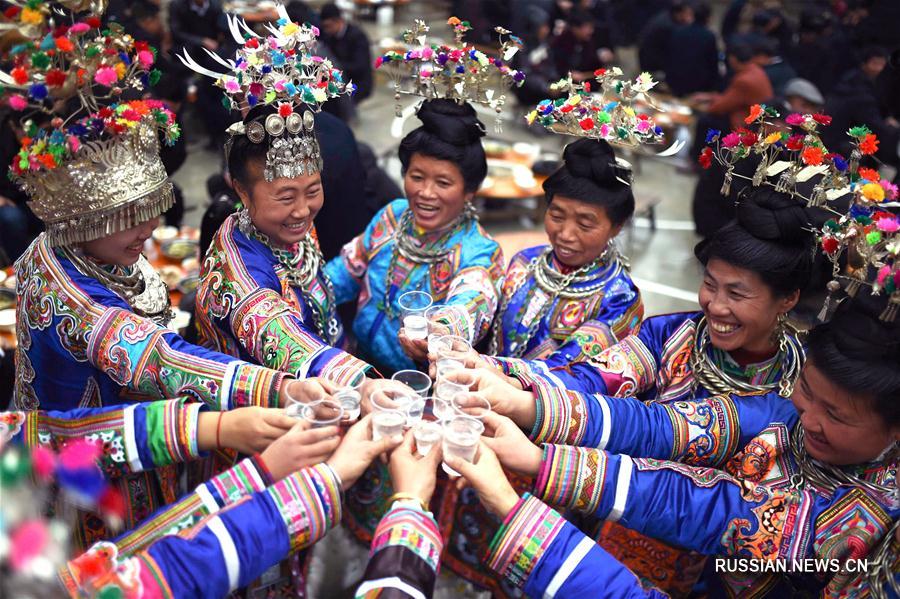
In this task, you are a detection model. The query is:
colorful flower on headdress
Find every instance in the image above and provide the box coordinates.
[375,18,524,120]
[526,68,665,148]
[11,99,179,177]
[178,13,352,115]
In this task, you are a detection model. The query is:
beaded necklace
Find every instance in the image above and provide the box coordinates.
[381,204,475,318]
[237,209,341,344]
[488,244,620,357]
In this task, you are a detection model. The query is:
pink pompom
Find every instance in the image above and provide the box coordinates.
[69,23,90,35]
[137,50,154,68]
[10,520,48,571]
[94,67,118,87]
[785,113,805,126]
[31,445,56,481]
[58,438,101,469]
[877,218,899,233]
[877,264,892,286]
[8,94,27,111]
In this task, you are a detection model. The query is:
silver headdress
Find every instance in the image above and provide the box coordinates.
[0,1,180,246]
[178,4,353,181]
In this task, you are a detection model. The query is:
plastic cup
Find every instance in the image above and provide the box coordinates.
[452,392,492,420]
[299,400,344,428]
[426,304,462,337]
[441,416,484,477]
[399,291,433,340]
[413,420,442,456]
[328,365,366,422]
[392,370,433,397]
[372,409,405,442]
[371,388,418,412]
[405,398,426,428]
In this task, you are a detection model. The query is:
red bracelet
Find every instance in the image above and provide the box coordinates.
[216,412,225,450]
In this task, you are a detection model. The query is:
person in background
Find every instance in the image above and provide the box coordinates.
[512,5,563,107]
[662,0,719,97]
[782,77,825,114]
[638,0,692,76]
[169,0,230,149]
[551,9,614,82]
[750,35,796,95]
[319,3,374,104]
[0,112,40,265]
[823,45,900,167]
[692,42,773,129]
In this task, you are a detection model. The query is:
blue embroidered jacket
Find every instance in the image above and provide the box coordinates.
[527,388,899,597]
[491,245,642,360]
[325,199,505,373]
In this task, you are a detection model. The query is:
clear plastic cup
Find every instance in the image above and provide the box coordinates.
[372,409,405,442]
[392,370,433,397]
[371,388,418,412]
[299,400,344,428]
[405,398,426,428]
[432,396,456,422]
[426,304,462,338]
[328,365,366,422]
[441,416,484,477]
[433,335,472,370]
[413,420,442,456]
[398,291,433,341]
[452,392,491,420]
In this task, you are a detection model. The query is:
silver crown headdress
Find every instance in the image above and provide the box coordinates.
[0,1,180,246]
[178,4,353,181]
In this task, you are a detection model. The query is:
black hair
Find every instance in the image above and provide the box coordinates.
[807,293,900,427]
[542,138,634,228]
[695,186,815,297]
[566,10,593,28]
[226,105,273,189]
[319,3,341,21]
[727,42,755,63]
[398,99,487,193]
[859,45,888,64]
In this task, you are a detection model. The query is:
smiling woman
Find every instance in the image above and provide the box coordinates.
[323,98,505,375]
[487,138,643,361]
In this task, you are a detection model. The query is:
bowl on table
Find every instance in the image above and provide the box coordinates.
[161,238,199,261]
[0,308,15,332]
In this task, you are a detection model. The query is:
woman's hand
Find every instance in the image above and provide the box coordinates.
[480,412,542,477]
[259,421,342,481]
[359,378,414,416]
[444,441,520,519]
[199,407,297,455]
[398,328,429,362]
[444,368,536,428]
[388,431,442,507]
[326,414,403,490]
[278,377,338,408]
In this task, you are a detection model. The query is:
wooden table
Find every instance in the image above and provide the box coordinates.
[477,143,549,224]
[0,232,199,350]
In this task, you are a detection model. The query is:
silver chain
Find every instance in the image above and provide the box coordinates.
[238,209,341,344]
[487,245,621,357]
[690,316,805,397]
[62,247,173,326]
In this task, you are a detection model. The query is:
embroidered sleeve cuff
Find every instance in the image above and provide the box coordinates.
[370,505,443,573]
[266,463,342,552]
[487,493,566,589]
[529,383,588,446]
[226,362,286,408]
[534,445,612,516]
[203,456,271,509]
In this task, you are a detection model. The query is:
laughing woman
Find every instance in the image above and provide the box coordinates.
[323,98,505,374]
[487,138,642,361]
[190,20,369,383]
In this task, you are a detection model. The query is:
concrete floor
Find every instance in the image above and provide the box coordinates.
[171,2,703,319]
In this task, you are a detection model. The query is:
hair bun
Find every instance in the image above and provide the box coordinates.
[416,99,485,146]
[829,293,900,362]
[735,186,813,246]
[562,138,620,185]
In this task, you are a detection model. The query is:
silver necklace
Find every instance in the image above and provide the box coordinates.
[690,316,805,397]
[488,245,620,357]
[237,210,341,344]
[63,247,172,326]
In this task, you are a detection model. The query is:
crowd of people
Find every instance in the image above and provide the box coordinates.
[0,1,898,599]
